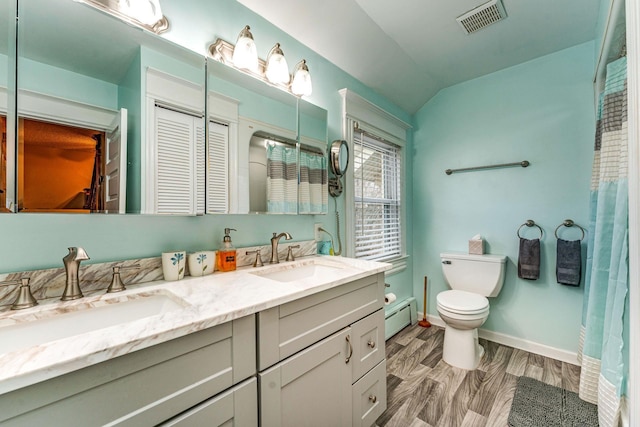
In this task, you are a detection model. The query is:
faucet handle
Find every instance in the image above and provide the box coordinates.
[246,249,264,267]
[1,278,38,310]
[286,245,301,262]
[107,264,140,293]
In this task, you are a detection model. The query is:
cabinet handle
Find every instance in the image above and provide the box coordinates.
[369,395,377,404]
[345,335,353,364]
[367,340,376,349]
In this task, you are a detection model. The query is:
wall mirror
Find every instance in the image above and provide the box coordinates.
[12,0,205,214]
[207,57,328,215]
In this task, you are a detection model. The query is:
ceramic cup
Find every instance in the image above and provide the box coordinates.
[162,251,186,281]
[188,250,216,277]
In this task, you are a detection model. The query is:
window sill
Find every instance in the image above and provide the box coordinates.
[383,255,409,276]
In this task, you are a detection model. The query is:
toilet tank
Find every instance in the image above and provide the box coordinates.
[440,252,507,297]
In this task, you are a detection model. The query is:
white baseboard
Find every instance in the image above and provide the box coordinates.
[423,313,580,366]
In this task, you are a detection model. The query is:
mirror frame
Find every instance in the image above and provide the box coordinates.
[329,139,349,177]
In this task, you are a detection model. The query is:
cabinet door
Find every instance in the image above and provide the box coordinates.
[259,328,352,427]
[159,377,257,427]
[350,309,385,382]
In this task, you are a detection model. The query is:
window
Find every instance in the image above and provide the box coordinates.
[354,129,402,261]
[340,88,411,273]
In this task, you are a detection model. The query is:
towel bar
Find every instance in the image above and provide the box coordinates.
[445,160,529,175]
[554,219,585,240]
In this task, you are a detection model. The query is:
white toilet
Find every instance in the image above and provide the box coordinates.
[437,252,507,370]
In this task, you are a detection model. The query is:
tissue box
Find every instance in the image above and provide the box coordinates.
[469,239,484,255]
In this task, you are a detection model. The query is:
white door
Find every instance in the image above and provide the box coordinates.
[104,108,128,213]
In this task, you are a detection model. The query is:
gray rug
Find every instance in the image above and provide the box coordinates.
[508,376,599,427]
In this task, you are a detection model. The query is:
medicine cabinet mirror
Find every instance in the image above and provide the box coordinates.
[207,58,328,215]
[13,0,205,214]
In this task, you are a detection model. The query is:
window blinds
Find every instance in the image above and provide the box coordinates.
[354,129,402,261]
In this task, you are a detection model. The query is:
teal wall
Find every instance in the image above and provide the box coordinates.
[1,0,413,305]
[412,41,595,352]
[18,58,118,109]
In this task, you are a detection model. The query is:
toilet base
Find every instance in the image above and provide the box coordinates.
[442,325,484,370]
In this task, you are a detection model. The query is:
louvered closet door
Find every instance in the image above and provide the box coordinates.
[207,121,229,213]
[155,106,198,214]
[195,123,205,215]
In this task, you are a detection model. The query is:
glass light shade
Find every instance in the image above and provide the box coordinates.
[265,43,290,85]
[291,60,312,96]
[232,25,259,73]
[119,0,163,26]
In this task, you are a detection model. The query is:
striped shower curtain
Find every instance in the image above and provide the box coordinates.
[267,144,297,213]
[299,150,328,214]
[578,56,629,427]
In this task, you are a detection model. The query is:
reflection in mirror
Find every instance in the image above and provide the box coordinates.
[0,0,16,212]
[207,57,328,215]
[249,131,298,213]
[208,58,298,214]
[15,0,205,215]
[19,119,105,212]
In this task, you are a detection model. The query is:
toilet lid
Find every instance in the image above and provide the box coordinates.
[437,290,489,313]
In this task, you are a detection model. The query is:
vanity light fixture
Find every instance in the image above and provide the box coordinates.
[291,59,313,97]
[208,35,313,97]
[232,25,260,73]
[265,43,290,85]
[75,0,169,34]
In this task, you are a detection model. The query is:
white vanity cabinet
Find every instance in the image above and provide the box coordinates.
[0,315,256,427]
[258,272,387,427]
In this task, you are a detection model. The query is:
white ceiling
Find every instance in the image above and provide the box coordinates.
[237,0,602,114]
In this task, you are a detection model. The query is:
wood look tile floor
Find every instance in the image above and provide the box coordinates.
[375,324,581,427]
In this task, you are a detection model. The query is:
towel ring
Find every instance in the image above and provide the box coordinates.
[517,219,543,239]
[554,219,585,240]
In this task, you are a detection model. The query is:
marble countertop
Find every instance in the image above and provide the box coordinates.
[0,256,390,395]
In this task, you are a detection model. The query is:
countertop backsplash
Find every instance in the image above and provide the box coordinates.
[0,240,317,309]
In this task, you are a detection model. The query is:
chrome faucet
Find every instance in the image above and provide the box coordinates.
[61,247,90,301]
[270,232,292,264]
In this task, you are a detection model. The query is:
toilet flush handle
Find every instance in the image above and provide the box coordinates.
[442,260,452,265]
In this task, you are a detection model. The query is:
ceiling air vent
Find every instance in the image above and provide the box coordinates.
[456,0,507,34]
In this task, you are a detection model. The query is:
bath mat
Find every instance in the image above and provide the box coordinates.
[508,376,598,427]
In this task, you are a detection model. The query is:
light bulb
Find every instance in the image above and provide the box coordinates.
[291,59,312,96]
[232,25,259,73]
[265,43,290,85]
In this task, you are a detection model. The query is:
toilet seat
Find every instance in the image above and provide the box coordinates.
[437,290,489,315]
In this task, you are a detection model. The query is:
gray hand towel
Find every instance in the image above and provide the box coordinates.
[518,238,540,280]
[556,239,581,286]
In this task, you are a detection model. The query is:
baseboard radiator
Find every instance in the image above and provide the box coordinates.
[384,297,417,340]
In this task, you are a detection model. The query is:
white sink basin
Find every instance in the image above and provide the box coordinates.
[0,292,186,356]
[251,259,345,283]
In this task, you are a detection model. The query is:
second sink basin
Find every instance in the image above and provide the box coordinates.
[0,291,187,356]
[250,258,346,283]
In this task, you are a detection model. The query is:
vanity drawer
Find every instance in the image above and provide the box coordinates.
[351,308,385,382]
[257,272,385,370]
[352,360,387,427]
[0,315,256,427]
[160,377,257,427]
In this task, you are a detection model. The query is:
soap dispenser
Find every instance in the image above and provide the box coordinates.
[217,228,237,272]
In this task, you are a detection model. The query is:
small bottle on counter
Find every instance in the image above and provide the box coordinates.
[217,228,237,272]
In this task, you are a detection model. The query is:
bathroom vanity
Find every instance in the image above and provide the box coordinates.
[0,256,389,426]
